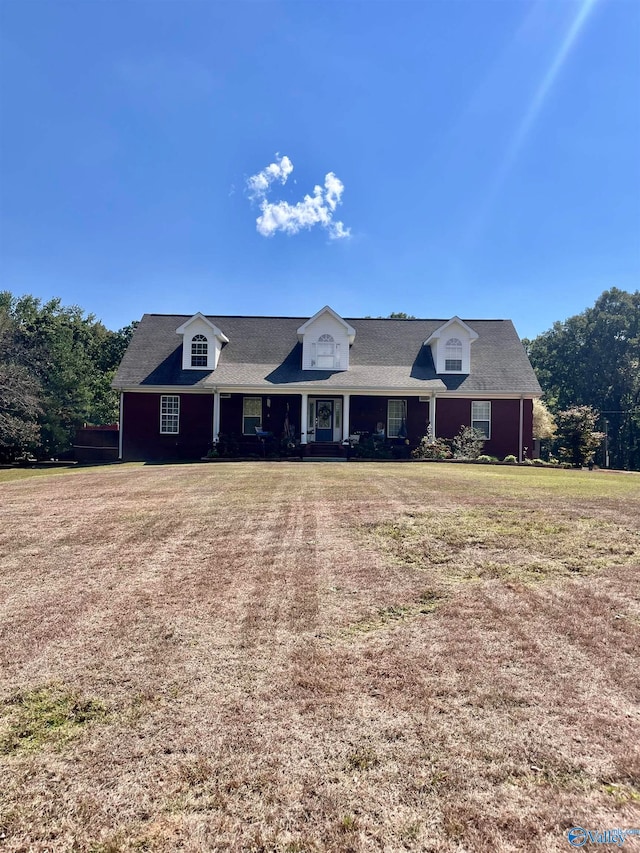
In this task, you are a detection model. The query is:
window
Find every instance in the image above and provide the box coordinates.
[160,395,179,434]
[191,334,208,367]
[316,334,335,368]
[243,397,262,435]
[387,399,407,438]
[472,401,491,439]
[445,338,463,371]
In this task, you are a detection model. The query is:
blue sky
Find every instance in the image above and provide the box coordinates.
[1,0,638,339]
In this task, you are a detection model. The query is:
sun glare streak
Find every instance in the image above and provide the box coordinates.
[466,0,599,245]
[503,0,599,173]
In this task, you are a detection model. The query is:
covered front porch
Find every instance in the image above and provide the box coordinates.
[215,392,432,457]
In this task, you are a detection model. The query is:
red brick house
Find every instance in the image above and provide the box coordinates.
[112,306,541,461]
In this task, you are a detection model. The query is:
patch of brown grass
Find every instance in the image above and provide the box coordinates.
[0,463,639,851]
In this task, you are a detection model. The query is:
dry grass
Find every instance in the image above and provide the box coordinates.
[0,462,639,852]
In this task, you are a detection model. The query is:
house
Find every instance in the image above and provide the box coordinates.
[112,306,542,461]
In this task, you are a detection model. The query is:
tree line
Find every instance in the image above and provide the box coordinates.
[1,288,638,468]
[525,288,640,470]
[0,292,135,461]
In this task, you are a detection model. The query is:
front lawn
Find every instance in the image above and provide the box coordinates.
[1,463,638,851]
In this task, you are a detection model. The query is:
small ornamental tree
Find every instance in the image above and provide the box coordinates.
[532,399,556,440]
[452,425,486,460]
[554,406,604,468]
[533,398,557,461]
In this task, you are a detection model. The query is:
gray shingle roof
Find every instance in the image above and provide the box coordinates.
[113,314,542,395]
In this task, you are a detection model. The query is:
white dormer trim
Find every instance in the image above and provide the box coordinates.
[175,313,229,371]
[425,317,478,375]
[297,306,355,371]
[297,305,356,344]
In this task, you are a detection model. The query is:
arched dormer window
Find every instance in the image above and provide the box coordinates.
[313,333,340,369]
[191,334,208,367]
[445,338,463,372]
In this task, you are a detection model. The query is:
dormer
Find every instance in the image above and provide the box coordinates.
[297,306,355,371]
[175,313,229,371]
[425,317,478,375]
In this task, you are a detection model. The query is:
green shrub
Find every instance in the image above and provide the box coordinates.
[216,433,240,458]
[554,405,604,467]
[452,426,486,460]
[352,437,392,459]
[503,454,517,464]
[411,435,452,460]
[476,455,493,463]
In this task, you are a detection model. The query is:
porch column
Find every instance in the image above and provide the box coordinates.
[342,393,351,442]
[431,393,437,441]
[213,390,221,443]
[300,392,308,444]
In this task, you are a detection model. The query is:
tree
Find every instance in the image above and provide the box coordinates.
[554,406,604,468]
[386,312,416,319]
[0,306,42,461]
[87,321,138,425]
[364,312,417,319]
[0,292,137,458]
[532,399,556,439]
[526,289,640,470]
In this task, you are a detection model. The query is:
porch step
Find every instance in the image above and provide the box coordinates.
[306,442,345,458]
[302,457,347,462]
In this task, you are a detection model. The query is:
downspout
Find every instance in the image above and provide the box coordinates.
[518,396,524,462]
[118,391,124,461]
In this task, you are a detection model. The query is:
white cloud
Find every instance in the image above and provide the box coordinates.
[247,154,294,201]
[246,155,350,240]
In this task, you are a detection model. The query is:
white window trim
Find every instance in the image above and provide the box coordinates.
[387,399,406,439]
[316,334,336,369]
[471,401,491,439]
[243,397,262,435]
[191,334,209,368]
[444,338,464,373]
[160,395,180,434]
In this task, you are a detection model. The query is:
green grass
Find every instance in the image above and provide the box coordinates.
[0,462,145,484]
[0,685,108,754]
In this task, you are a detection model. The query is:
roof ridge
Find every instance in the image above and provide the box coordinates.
[144,313,508,322]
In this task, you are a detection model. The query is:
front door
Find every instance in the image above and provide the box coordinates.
[315,400,334,441]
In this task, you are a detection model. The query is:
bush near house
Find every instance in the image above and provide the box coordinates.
[554,405,605,468]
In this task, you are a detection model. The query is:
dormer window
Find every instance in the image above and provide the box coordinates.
[425,317,478,375]
[298,306,354,371]
[176,313,229,371]
[314,334,340,369]
[445,338,463,372]
[191,334,208,367]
